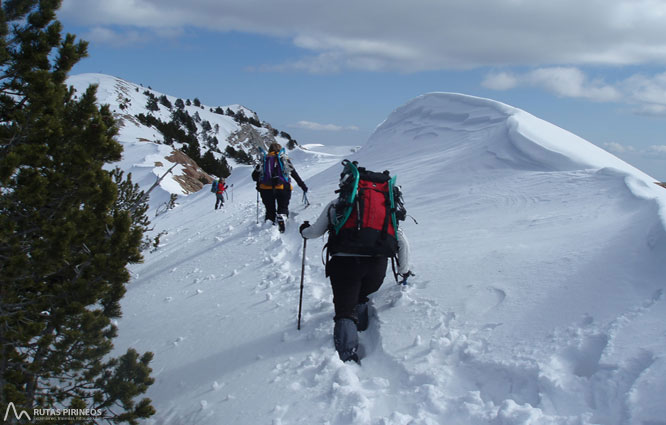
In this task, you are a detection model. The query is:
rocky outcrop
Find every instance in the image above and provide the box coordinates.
[228,123,276,156]
[165,150,213,194]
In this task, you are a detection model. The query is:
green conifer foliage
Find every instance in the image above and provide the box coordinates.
[0,1,155,422]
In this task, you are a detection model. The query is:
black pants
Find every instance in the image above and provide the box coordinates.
[327,256,388,322]
[259,188,291,223]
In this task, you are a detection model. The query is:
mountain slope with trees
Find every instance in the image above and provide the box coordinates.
[66,72,300,207]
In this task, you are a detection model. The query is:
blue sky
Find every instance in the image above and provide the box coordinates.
[58,0,666,180]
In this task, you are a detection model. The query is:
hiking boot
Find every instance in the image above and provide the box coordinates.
[341,351,360,364]
[334,318,358,362]
[277,214,286,233]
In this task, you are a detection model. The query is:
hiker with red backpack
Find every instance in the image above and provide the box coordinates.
[299,160,412,364]
[211,178,228,210]
[252,142,308,232]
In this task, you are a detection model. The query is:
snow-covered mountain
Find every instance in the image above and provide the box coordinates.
[84,74,666,425]
[66,73,297,211]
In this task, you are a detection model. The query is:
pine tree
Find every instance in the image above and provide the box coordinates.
[200,150,231,178]
[158,94,171,109]
[0,1,155,422]
[146,95,159,112]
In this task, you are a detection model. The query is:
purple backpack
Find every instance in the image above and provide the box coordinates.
[261,149,290,186]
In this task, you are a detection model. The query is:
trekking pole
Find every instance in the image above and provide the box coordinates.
[297,224,309,330]
[256,191,259,224]
[231,184,234,203]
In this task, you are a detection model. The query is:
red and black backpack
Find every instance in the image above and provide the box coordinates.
[326,160,406,257]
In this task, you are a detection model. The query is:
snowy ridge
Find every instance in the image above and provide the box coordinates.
[370,92,655,177]
[113,92,666,424]
[366,92,665,229]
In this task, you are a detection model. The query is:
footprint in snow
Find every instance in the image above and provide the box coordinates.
[464,286,506,316]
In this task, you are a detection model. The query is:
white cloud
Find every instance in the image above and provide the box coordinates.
[604,142,666,160]
[483,67,666,115]
[83,26,147,47]
[647,145,666,158]
[482,72,518,90]
[632,103,666,116]
[60,0,182,29]
[525,68,621,102]
[604,142,636,154]
[620,72,666,114]
[58,0,666,72]
[291,121,359,131]
[256,52,345,74]
[484,67,621,102]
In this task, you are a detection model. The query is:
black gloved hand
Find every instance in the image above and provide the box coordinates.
[299,221,310,236]
[301,184,308,193]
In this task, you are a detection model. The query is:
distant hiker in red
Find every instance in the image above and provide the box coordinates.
[299,160,412,364]
[211,178,228,210]
[252,142,308,232]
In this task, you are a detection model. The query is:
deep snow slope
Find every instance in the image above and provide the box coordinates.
[114,92,666,425]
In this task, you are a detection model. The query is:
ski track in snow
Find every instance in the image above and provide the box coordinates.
[100,89,666,425]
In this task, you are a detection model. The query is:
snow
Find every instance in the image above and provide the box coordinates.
[97,82,666,424]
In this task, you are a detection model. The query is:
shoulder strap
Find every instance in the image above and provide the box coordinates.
[388,175,399,243]
[333,160,360,234]
[276,149,288,180]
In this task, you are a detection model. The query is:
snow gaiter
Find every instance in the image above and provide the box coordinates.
[334,318,359,363]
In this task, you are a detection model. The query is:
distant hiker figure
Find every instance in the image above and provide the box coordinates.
[211,178,228,210]
[299,160,412,364]
[252,142,308,232]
